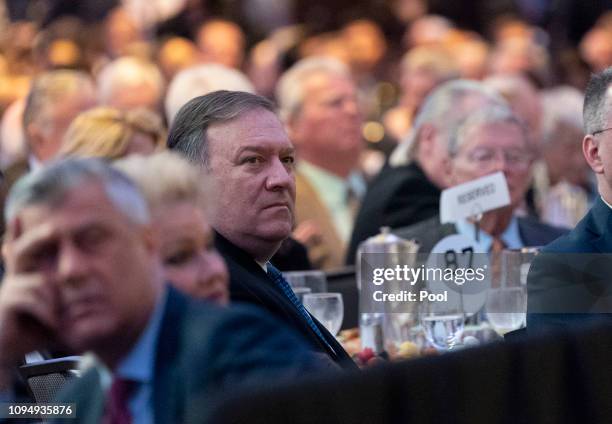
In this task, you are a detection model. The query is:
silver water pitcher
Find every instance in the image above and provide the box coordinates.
[356,227,420,354]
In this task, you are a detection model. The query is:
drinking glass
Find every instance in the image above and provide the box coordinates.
[419,298,464,351]
[500,247,539,287]
[302,293,344,336]
[485,287,527,335]
[284,271,328,293]
[485,248,537,335]
[293,287,312,302]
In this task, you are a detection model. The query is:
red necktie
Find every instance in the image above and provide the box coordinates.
[103,377,135,424]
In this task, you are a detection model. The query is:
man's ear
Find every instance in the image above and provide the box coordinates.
[285,113,304,147]
[416,124,436,156]
[583,135,604,174]
[441,154,454,187]
[141,225,160,257]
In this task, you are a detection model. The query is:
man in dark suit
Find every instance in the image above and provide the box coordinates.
[0,159,327,422]
[168,91,357,370]
[347,80,506,264]
[527,67,612,332]
[394,103,566,253]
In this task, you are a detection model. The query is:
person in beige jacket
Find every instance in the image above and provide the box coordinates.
[277,57,365,270]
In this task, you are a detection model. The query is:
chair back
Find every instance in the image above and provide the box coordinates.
[19,357,81,403]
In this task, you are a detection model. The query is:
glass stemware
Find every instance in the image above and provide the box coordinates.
[303,293,344,336]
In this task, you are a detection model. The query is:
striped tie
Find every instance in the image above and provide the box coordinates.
[267,263,334,353]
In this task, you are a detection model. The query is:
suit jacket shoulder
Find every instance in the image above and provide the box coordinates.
[537,199,610,254]
[516,217,568,248]
[347,162,440,264]
[215,233,358,370]
[527,200,612,331]
[392,216,456,254]
[294,170,345,270]
[55,289,330,424]
[0,159,29,235]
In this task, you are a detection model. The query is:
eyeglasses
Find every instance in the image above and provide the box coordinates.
[592,128,612,136]
[458,148,532,170]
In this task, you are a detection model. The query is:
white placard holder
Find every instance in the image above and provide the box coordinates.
[432,172,511,317]
[439,172,511,226]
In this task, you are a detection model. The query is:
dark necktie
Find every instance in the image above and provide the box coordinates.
[267,263,335,353]
[103,377,135,424]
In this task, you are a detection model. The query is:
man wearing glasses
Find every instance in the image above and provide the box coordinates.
[393,104,566,254]
[527,66,612,332]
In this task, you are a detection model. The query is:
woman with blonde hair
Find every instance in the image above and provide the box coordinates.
[59,106,165,159]
[115,151,229,304]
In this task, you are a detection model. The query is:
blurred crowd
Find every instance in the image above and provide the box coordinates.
[0,0,610,417]
[0,0,609,269]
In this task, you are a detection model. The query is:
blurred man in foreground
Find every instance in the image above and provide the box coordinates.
[168,90,357,369]
[0,159,326,421]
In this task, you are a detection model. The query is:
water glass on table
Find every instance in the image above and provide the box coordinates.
[485,288,526,335]
[485,248,536,335]
[303,293,344,336]
[284,270,328,293]
[419,298,464,351]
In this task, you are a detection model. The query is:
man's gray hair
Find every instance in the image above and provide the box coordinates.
[583,66,612,135]
[389,79,506,167]
[97,56,165,106]
[276,56,350,122]
[450,104,528,156]
[5,158,150,225]
[23,70,94,131]
[167,90,275,167]
[165,64,254,125]
[540,86,584,145]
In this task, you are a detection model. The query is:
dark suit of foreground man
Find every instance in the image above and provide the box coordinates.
[0,159,326,423]
[168,91,357,370]
[527,67,612,332]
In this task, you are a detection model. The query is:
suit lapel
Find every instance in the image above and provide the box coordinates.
[152,289,184,424]
[588,198,612,253]
[216,233,356,368]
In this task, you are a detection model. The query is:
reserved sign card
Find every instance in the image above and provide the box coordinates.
[440,172,510,223]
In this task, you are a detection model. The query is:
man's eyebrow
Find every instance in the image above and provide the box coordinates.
[234,146,268,156]
[234,146,296,156]
[280,147,296,156]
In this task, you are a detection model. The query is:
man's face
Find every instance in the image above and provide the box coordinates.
[197,22,245,69]
[206,108,296,258]
[417,92,503,189]
[36,91,96,162]
[401,66,443,112]
[289,72,363,162]
[543,122,590,187]
[590,105,612,190]
[9,181,159,354]
[450,121,532,208]
[106,84,161,112]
